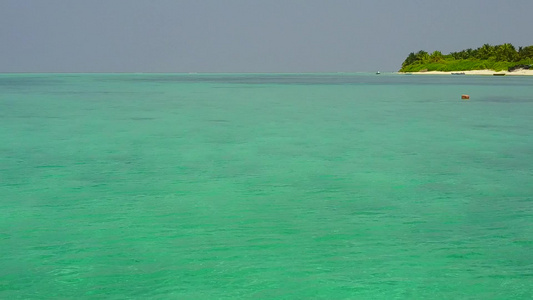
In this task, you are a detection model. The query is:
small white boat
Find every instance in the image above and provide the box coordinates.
[376,71,380,75]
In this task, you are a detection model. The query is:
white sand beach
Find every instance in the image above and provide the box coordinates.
[400,69,533,76]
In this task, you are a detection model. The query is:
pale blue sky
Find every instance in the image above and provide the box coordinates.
[1,0,532,72]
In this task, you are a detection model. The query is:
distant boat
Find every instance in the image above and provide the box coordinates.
[451,72,465,75]
[376,71,380,74]
[493,73,505,76]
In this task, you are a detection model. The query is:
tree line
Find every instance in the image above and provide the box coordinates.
[401,43,533,72]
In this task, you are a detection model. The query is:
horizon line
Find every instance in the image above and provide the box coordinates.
[0,71,395,75]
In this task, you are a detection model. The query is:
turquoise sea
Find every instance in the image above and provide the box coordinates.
[1,73,532,299]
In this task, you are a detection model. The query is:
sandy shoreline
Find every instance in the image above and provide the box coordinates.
[399,69,533,76]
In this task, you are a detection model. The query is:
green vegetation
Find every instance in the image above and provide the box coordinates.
[400,43,533,72]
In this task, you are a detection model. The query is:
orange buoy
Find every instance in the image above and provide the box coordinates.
[461,94,470,100]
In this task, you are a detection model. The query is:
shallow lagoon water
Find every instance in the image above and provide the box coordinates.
[1,73,532,298]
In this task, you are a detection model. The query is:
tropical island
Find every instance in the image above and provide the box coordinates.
[399,43,533,75]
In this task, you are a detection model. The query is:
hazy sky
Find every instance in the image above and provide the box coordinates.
[1,0,532,72]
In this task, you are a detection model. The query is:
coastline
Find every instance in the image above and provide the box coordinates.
[399,69,533,76]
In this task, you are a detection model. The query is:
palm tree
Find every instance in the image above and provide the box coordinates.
[495,43,518,61]
[430,51,443,62]
[476,44,494,60]
[402,52,417,67]
[465,48,476,59]
[415,50,430,63]
[519,46,533,61]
